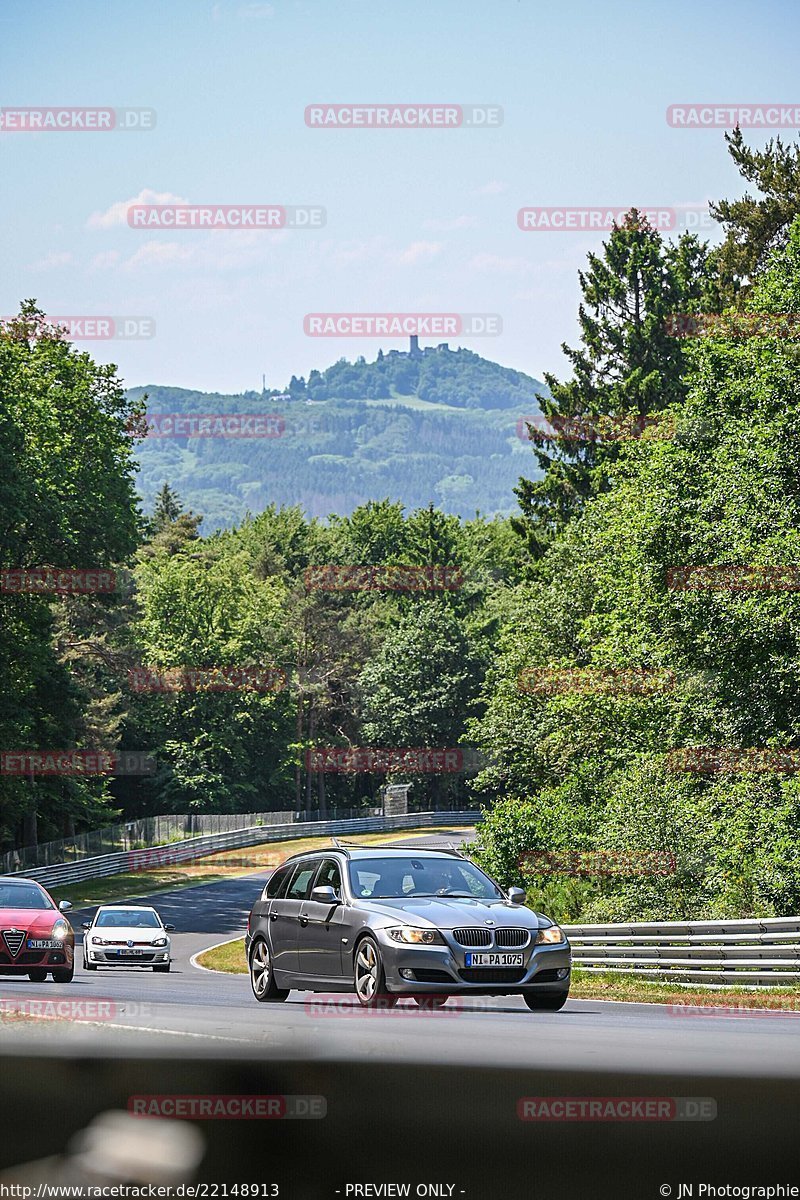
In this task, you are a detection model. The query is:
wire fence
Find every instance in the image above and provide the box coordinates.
[2,808,384,875]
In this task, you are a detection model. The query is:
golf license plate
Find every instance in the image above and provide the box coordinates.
[465,952,524,967]
[113,948,146,956]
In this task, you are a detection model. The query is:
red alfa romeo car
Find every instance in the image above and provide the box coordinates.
[0,877,74,982]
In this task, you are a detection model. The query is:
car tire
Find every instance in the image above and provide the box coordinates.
[153,963,171,973]
[522,990,569,1011]
[51,966,74,983]
[249,938,289,1003]
[412,994,449,1008]
[354,935,397,1009]
[27,969,47,982]
[83,959,97,970]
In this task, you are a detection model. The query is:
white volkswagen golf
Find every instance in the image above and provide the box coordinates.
[81,905,174,972]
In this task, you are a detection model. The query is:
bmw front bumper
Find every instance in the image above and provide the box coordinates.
[375,929,571,995]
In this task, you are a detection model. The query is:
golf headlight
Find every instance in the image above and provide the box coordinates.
[90,936,106,945]
[152,937,168,947]
[536,925,565,945]
[51,920,70,940]
[387,927,445,945]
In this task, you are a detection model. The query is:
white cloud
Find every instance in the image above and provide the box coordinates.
[29,251,75,270]
[123,241,197,269]
[89,250,121,271]
[422,215,477,232]
[475,180,507,195]
[86,188,188,230]
[394,240,443,266]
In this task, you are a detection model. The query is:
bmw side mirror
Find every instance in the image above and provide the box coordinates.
[507,887,526,905]
[58,900,73,912]
[311,885,339,905]
[81,921,91,930]
[164,924,175,931]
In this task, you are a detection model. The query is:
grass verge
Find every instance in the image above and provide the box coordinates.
[50,826,472,910]
[196,937,247,973]
[571,969,800,1010]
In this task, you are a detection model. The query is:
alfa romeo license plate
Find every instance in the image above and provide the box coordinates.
[465,952,524,967]
[27,939,60,950]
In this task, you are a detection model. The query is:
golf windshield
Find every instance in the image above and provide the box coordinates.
[95,910,161,928]
[348,856,504,900]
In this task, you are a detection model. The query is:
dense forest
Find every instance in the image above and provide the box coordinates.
[130,348,548,529]
[3,129,800,921]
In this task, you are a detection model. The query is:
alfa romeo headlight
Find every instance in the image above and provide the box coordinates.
[51,919,70,940]
[536,925,565,945]
[387,927,445,945]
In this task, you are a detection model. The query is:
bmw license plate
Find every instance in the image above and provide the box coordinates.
[465,952,524,967]
[27,939,60,950]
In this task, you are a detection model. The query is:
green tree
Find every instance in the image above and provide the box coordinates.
[711,129,800,301]
[513,215,712,557]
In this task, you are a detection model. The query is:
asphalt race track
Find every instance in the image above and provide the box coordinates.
[2,832,800,1077]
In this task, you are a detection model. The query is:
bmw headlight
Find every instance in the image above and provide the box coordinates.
[51,919,70,941]
[536,925,565,945]
[387,927,445,946]
[152,937,168,947]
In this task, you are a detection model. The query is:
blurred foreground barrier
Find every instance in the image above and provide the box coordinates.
[563,916,800,985]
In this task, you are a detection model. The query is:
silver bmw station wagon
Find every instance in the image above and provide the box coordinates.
[245,844,571,1011]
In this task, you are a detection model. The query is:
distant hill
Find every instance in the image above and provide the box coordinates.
[128,345,548,530]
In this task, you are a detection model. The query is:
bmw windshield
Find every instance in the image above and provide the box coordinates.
[348,856,504,900]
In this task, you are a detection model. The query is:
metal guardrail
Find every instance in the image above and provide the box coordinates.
[10,811,481,891]
[563,916,800,985]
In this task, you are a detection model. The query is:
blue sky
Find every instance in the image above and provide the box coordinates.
[1,0,798,393]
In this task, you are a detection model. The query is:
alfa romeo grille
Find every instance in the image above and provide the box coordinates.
[495,928,529,947]
[2,930,25,958]
[453,928,492,947]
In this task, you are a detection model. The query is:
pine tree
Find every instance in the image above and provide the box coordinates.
[711,129,800,301]
[152,482,183,530]
[512,212,712,557]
